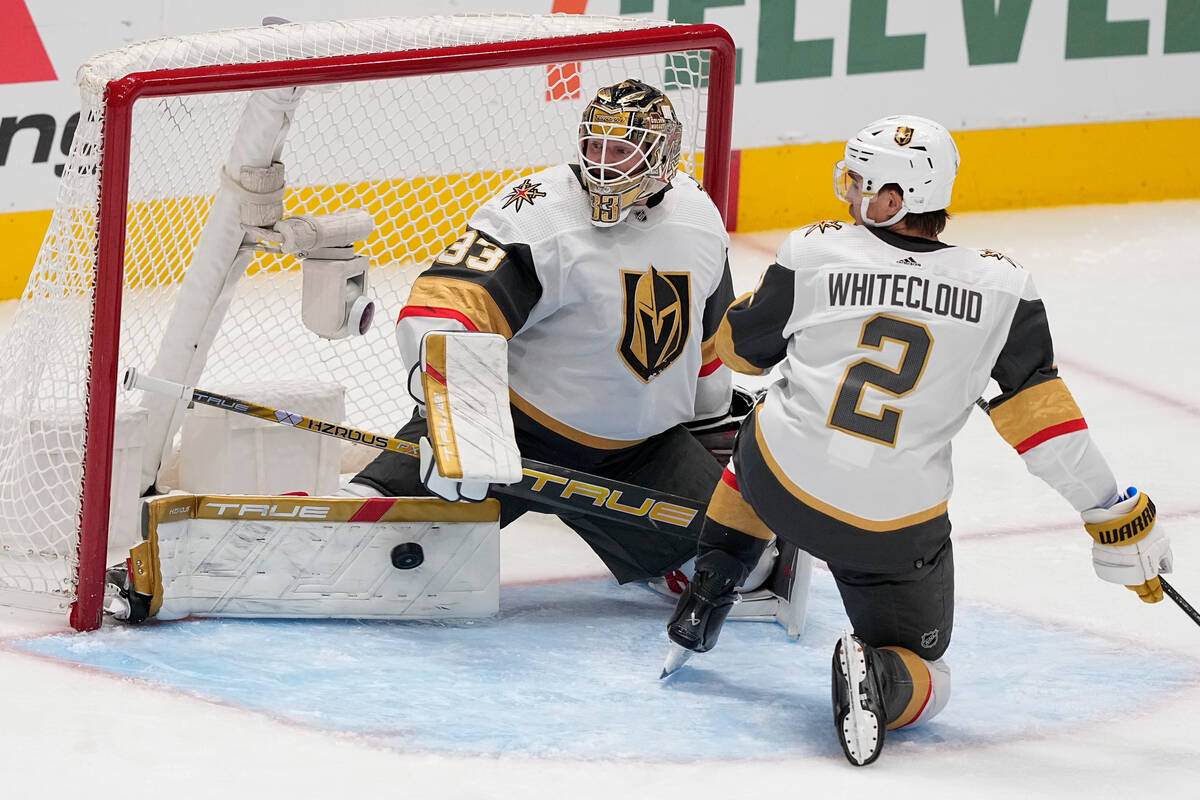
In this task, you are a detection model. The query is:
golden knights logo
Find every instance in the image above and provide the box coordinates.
[980,248,1021,268]
[619,266,691,382]
[501,179,547,212]
[803,220,843,236]
[894,125,914,146]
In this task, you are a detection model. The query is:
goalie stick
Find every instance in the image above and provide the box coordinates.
[124,368,704,541]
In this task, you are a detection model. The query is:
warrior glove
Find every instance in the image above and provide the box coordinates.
[1082,487,1172,603]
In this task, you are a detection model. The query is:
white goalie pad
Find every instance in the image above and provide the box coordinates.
[420,331,522,483]
[128,494,500,620]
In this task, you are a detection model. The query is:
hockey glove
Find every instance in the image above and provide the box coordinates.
[419,436,489,503]
[1082,487,1172,603]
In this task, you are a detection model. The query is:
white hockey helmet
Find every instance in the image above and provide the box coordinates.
[833,115,959,227]
[578,79,683,227]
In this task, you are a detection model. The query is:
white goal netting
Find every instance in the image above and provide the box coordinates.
[0,14,728,625]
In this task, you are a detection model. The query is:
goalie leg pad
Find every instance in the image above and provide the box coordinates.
[727,538,813,638]
[123,493,502,621]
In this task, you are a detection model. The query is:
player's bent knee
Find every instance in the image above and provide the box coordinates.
[882,647,952,729]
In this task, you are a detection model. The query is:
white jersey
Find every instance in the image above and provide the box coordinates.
[719,221,1116,528]
[399,164,733,447]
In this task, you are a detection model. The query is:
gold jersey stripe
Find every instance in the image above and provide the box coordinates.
[509,390,646,450]
[408,275,515,339]
[989,377,1084,449]
[715,292,767,376]
[882,646,932,729]
[706,477,775,541]
[421,334,464,479]
[754,409,948,531]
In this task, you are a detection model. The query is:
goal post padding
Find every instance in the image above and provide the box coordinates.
[0,14,734,630]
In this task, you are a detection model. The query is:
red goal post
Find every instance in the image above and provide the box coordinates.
[0,15,735,631]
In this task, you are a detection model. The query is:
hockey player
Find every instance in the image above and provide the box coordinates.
[346,79,738,587]
[662,115,1174,766]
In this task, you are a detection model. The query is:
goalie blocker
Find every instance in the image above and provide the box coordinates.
[105,494,500,622]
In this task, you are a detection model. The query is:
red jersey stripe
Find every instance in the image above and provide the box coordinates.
[721,469,739,491]
[396,305,479,331]
[1014,418,1088,454]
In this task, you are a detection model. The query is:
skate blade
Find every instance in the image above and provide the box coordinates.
[837,632,882,766]
[659,642,694,679]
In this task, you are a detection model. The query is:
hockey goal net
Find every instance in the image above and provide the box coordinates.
[0,14,734,630]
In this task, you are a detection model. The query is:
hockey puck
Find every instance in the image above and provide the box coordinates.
[390,542,424,570]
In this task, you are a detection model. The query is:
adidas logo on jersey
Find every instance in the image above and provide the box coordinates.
[896,256,921,267]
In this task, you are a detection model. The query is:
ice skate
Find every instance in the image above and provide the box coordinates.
[660,642,694,678]
[832,631,888,766]
[102,562,151,624]
[659,551,744,676]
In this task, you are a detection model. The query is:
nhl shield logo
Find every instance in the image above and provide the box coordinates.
[619,266,691,383]
[920,628,939,649]
[894,125,914,146]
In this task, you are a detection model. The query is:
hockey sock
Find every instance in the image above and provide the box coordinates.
[698,469,774,576]
[877,646,950,729]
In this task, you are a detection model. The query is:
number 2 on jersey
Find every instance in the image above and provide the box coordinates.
[827,314,933,447]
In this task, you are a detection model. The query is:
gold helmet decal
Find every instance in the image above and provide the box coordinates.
[619,266,691,382]
[894,125,914,146]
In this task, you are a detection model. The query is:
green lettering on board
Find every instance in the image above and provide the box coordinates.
[1165,0,1200,53]
[1065,0,1149,59]
[665,0,745,85]
[757,0,834,81]
[847,0,926,75]
[962,0,1032,65]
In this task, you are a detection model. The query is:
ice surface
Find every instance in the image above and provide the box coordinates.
[16,574,1198,761]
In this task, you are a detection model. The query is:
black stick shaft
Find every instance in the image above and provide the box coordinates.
[129,371,704,541]
[1160,577,1200,627]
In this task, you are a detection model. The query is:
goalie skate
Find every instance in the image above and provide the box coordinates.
[832,632,887,766]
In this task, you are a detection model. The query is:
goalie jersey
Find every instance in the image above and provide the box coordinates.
[720,221,1118,534]
[397,163,733,446]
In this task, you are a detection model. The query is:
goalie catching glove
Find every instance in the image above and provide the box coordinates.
[1082,487,1172,603]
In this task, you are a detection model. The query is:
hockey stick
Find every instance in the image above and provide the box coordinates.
[123,368,704,540]
[1160,578,1200,628]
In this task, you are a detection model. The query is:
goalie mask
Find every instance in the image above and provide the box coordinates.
[578,79,683,227]
[833,115,960,228]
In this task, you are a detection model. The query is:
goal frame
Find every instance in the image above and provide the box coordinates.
[73,23,736,630]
